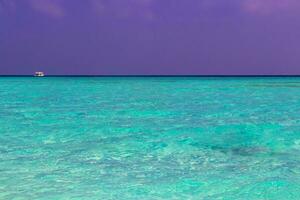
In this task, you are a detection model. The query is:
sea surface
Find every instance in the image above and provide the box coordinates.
[1,77,300,200]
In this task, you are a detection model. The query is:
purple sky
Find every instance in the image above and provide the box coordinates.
[1,0,300,75]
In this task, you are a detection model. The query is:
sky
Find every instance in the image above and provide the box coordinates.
[1,0,300,75]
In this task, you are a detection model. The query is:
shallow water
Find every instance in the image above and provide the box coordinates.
[1,77,300,200]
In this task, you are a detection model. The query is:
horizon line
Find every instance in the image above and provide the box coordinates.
[1,75,300,77]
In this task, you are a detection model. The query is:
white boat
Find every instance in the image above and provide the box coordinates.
[34,72,45,77]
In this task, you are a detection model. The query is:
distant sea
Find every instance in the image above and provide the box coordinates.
[1,77,300,199]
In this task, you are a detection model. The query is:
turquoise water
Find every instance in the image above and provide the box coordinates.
[1,77,300,200]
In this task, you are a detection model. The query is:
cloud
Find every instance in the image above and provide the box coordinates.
[90,0,105,14]
[0,0,16,14]
[28,0,65,18]
[3,0,299,19]
[242,0,300,15]
[90,0,155,20]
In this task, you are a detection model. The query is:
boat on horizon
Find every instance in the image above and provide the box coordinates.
[34,72,45,77]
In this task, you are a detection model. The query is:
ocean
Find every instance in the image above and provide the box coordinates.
[1,77,300,199]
